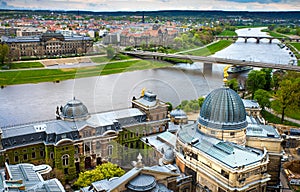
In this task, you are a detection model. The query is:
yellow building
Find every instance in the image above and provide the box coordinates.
[175,87,279,192]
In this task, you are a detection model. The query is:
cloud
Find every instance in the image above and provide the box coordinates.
[225,0,282,3]
[0,0,299,11]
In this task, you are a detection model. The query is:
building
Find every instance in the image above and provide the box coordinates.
[0,162,65,192]
[175,87,282,192]
[1,32,93,60]
[81,154,192,192]
[0,90,168,181]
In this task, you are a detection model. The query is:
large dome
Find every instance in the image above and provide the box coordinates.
[198,87,247,130]
[61,98,89,121]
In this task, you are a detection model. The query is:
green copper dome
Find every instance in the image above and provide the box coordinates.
[198,88,247,130]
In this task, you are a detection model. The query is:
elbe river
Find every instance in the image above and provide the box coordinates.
[0,27,295,127]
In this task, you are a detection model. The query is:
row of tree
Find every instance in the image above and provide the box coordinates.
[246,69,300,122]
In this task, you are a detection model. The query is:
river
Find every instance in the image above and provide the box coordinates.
[0,27,295,127]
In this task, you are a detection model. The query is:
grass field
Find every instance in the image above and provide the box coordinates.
[1,62,44,69]
[183,40,233,56]
[0,60,171,86]
[219,30,237,36]
[261,29,287,38]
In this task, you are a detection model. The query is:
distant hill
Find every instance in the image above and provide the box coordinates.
[0,9,300,20]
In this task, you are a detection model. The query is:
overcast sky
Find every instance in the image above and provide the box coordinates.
[1,0,300,11]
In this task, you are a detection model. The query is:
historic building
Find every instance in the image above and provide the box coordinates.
[1,32,93,60]
[175,87,282,192]
[81,153,192,192]
[0,90,168,181]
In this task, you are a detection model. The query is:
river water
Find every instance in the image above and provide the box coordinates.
[0,27,295,127]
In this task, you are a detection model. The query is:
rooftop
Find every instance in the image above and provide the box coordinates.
[177,123,266,168]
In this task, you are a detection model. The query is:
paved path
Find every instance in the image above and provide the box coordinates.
[265,107,300,125]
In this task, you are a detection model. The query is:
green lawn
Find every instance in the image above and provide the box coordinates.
[261,29,287,38]
[290,43,300,51]
[0,60,171,86]
[1,62,44,69]
[91,54,133,63]
[219,30,237,36]
[183,40,233,56]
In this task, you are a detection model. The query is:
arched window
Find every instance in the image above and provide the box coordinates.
[108,145,113,156]
[96,141,101,150]
[62,154,69,166]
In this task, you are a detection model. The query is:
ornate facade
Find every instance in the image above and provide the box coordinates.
[0,90,168,181]
[175,87,282,192]
[1,32,93,59]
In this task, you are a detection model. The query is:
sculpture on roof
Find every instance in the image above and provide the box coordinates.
[141,88,146,97]
[223,65,231,84]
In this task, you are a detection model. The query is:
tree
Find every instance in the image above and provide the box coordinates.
[254,89,270,110]
[246,70,266,99]
[275,78,300,122]
[166,102,173,112]
[74,162,125,188]
[106,45,115,59]
[198,97,205,108]
[226,78,239,92]
[261,68,272,91]
[0,44,10,65]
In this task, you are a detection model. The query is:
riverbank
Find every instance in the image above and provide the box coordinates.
[0,59,171,86]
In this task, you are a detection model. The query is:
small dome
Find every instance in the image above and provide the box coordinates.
[170,109,187,117]
[198,87,247,130]
[61,98,89,121]
[163,147,175,164]
[127,174,156,191]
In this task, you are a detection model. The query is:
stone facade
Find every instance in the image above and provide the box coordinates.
[1,32,93,60]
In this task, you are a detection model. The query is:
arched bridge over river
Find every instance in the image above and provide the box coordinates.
[215,36,300,43]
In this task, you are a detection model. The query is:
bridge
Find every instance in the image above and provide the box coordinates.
[122,51,300,72]
[215,36,300,43]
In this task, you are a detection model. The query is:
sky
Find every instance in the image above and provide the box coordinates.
[0,0,300,11]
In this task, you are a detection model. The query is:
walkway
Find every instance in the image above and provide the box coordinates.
[265,108,300,126]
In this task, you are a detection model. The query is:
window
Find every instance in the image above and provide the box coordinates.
[23,154,28,160]
[230,132,235,136]
[64,168,68,174]
[108,145,113,156]
[62,154,69,166]
[32,152,36,159]
[40,151,44,157]
[211,130,216,135]
[50,152,54,159]
[14,156,19,163]
[96,141,101,150]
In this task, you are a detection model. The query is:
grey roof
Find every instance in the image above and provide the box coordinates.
[177,123,265,168]
[1,107,145,149]
[88,164,179,192]
[199,87,248,130]
[61,99,89,121]
[1,35,40,43]
[242,99,260,109]
[86,108,145,128]
[0,163,65,192]
[170,109,187,117]
[141,131,176,155]
[127,174,156,191]
[246,124,280,138]
[134,91,158,107]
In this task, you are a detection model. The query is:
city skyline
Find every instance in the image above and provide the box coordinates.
[1,0,300,12]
